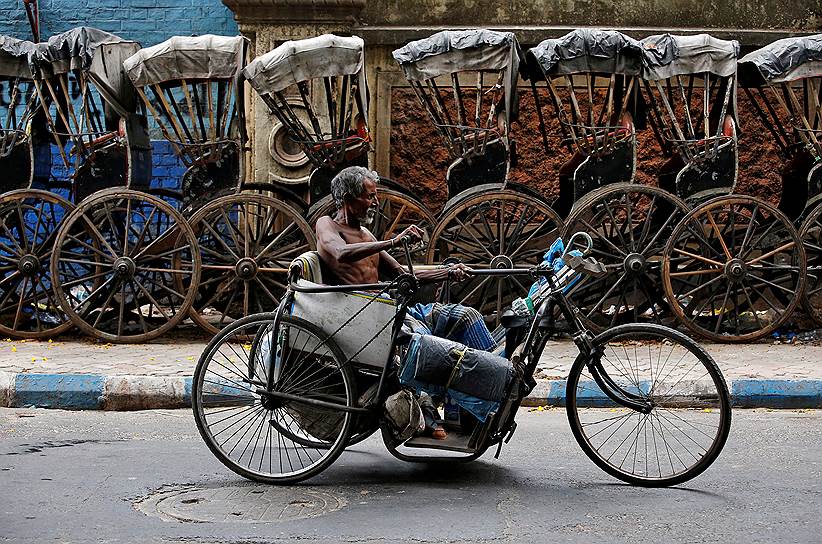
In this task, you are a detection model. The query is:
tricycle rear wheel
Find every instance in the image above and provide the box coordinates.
[192,313,355,484]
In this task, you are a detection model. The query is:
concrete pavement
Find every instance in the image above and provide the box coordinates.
[1,332,821,409]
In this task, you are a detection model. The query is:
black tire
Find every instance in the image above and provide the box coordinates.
[192,313,355,484]
[566,323,731,487]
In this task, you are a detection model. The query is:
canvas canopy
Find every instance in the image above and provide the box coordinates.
[29,27,134,76]
[525,29,644,77]
[392,29,520,81]
[28,27,140,116]
[123,34,246,87]
[0,36,37,79]
[243,34,364,95]
[739,34,822,85]
[641,34,739,80]
[393,29,522,122]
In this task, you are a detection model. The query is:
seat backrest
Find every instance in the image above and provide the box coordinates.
[290,251,324,284]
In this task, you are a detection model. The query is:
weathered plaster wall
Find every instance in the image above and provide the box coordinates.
[358,0,819,32]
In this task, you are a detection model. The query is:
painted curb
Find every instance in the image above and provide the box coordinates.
[0,374,821,410]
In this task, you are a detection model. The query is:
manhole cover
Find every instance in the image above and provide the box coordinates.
[135,484,347,523]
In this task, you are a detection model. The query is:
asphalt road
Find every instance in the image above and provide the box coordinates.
[1,407,820,544]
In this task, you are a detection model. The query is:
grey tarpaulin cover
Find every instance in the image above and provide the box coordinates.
[640,34,740,80]
[244,35,364,94]
[525,29,644,77]
[123,34,246,86]
[0,36,37,78]
[28,27,140,115]
[739,34,822,85]
[392,29,522,122]
[243,34,368,118]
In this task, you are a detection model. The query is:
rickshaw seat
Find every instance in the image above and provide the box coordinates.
[288,251,397,369]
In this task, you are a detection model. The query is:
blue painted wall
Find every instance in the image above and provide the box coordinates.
[0,0,238,192]
[0,0,237,48]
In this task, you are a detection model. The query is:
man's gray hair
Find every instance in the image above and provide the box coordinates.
[330,166,379,209]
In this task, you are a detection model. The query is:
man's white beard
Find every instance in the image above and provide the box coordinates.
[362,207,377,226]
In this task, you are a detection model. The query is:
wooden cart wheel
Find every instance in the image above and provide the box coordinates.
[0,190,75,338]
[798,202,822,326]
[662,195,805,342]
[309,187,435,265]
[563,183,690,331]
[427,189,563,326]
[188,194,316,335]
[51,189,201,343]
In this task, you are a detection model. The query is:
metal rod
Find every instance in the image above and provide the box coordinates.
[744,86,788,156]
[545,76,574,152]
[474,71,482,156]
[136,86,185,160]
[481,71,505,154]
[451,73,469,155]
[206,80,216,141]
[677,75,695,139]
[190,82,209,142]
[530,80,551,153]
[340,76,356,163]
[296,80,331,165]
[151,84,188,145]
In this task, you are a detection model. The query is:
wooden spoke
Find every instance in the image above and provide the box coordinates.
[663,195,805,342]
[188,194,315,335]
[564,184,690,331]
[51,190,200,343]
[0,190,75,338]
[429,190,562,326]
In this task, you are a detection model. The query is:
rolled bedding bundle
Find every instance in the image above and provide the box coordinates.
[399,333,514,422]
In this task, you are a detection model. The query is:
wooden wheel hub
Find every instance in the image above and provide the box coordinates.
[235,258,259,280]
[725,259,747,281]
[490,255,513,269]
[623,252,646,274]
[113,257,136,278]
[17,254,40,276]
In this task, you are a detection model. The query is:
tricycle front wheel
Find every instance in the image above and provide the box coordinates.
[566,323,731,487]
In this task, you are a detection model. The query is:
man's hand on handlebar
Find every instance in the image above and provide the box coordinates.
[448,262,473,282]
[391,225,425,247]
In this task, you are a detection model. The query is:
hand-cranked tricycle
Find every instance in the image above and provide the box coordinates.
[191,236,731,487]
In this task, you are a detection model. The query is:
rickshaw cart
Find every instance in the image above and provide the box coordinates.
[650,34,807,342]
[738,34,822,324]
[191,241,731,487]
[244,34,435,266]
[123,34,316,335]
[526,29,692,332]
[393,29,564,325]
[0,35,75,338]
[32,27,202,342]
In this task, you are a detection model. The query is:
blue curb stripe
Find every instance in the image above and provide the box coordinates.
[542,379,822,409]
[183,377,193,406]
[12,374,105,410]
[731,379,822,409]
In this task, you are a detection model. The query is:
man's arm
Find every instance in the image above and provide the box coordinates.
[316,216,394,264]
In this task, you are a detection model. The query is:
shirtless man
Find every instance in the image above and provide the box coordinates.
[315,166,470,285]
[316,167,486,441]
